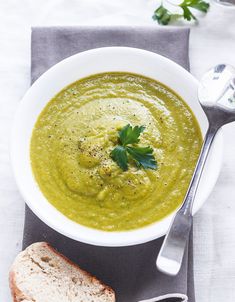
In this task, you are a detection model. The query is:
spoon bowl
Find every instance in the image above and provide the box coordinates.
[198,64,235,126]
[198,64,235,107]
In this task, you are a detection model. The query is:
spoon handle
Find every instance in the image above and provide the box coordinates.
[156,125,219,276]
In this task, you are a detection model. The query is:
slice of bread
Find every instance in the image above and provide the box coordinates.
[9,242,115,302]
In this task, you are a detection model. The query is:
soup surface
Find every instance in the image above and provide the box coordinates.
[30,72,202,231]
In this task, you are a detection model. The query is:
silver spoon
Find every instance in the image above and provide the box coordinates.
[156,64,235,276]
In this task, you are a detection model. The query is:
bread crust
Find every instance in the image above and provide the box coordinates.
[9,271,18,302]
[9,242,115,302]
[9,271,33,302]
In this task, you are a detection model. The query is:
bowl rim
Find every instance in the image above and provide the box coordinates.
[10,46,223,246]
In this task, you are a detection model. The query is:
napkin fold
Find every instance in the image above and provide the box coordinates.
[24,26,194,302]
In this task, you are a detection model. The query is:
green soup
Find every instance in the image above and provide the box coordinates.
[30,72,202,231]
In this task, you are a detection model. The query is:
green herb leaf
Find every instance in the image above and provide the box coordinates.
[152,5,172,25]
[181,0,210,12]
[180,5,196,21]
[110,124,157,171]
[111,145,128,171]
[119,124,145,146]
[153,0,209,25]
[126,146,157,170]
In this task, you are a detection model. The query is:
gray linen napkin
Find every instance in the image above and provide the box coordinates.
[23,26,194,302]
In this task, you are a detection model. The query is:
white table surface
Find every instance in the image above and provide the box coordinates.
[0,1,235,301]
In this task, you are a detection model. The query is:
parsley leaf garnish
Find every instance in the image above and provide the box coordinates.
[126,146,157,170]
[153,0,209,25]
[111,145,128,171]
[152,5,174,25]
[111,124,157,171]
[182,0,210,13]
[119,124,145,146]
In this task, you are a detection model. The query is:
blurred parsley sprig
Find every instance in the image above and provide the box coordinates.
[153,0,210,25]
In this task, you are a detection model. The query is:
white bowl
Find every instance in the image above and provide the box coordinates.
[11,47,223,247]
